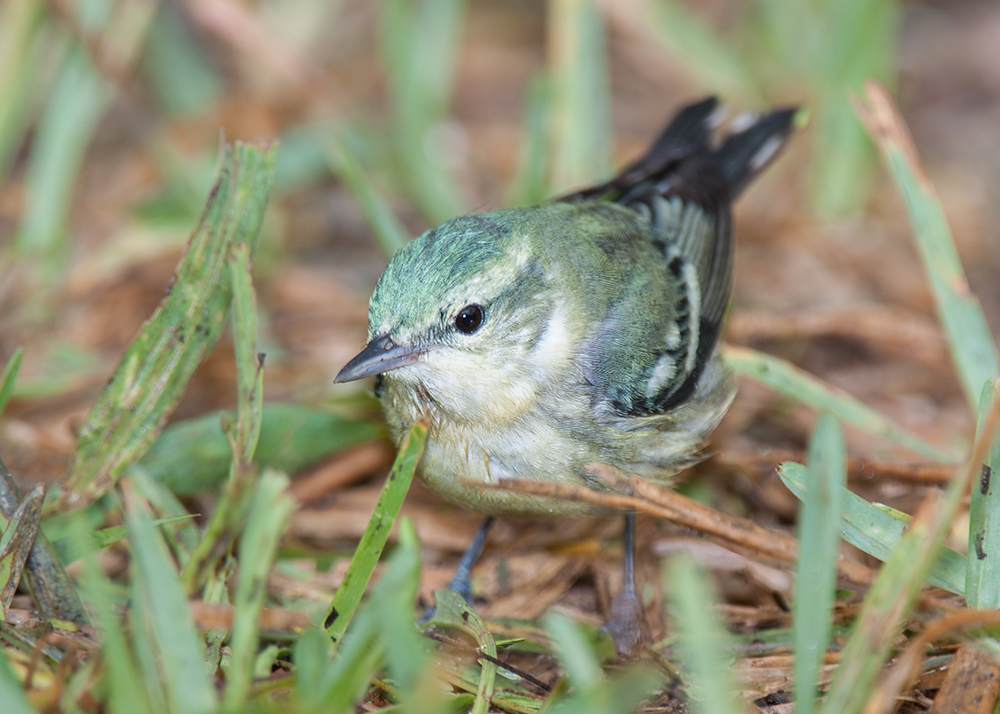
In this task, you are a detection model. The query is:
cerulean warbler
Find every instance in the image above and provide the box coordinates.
[336,97,797,652]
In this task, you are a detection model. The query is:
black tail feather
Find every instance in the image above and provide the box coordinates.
[716,107,798,197]
[559,97,797,205]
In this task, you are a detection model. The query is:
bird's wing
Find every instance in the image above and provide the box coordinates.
[563,97,797,416]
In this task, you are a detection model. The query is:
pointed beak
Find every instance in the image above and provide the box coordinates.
[334,334,428,383]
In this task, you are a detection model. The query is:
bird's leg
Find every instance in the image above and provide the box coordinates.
[446,515,494,602]
[606,512,645,657]
[422,515,493,623]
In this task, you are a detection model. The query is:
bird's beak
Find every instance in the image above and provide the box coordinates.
[334,334,427,383]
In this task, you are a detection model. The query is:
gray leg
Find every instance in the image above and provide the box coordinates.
[446,516,494,603]
[606,512,645,657]
[422,516,493,622]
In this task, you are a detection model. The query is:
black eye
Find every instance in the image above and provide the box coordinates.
[455,304,484,334]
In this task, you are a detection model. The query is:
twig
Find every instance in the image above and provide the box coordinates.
[474,469,876,589]
[423,629,552,693]
[866,610,1000,714]
[715,448,958,485]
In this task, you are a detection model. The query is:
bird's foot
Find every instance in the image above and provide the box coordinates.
[605,586,647,658]
[605,511,646,657]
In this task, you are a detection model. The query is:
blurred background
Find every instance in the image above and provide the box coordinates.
[0,0,998,631]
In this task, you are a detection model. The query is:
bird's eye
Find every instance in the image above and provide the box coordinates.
[455,304,484,334]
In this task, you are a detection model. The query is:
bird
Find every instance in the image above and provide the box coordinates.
[335,96,798,655]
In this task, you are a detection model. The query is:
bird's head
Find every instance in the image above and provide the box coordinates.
[335,209,576,423]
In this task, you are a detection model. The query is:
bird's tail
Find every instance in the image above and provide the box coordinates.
[560,96,798,204]
[714,106,799,198]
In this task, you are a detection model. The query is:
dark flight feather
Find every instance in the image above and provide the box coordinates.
[562,97,797,415]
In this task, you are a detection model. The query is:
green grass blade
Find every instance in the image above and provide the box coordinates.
[967,379,1000,609]
[316,609,383,711]
[323,419,427,646]
[139,4,223,116]
[808,0,898,217]
[182,239,271,593]
[824,0,899,91]
[543,611,602,690]
[0,458,88,624]
[666,554,743,714]
[311,532,427,712]
[201,571,230,676]
[538,644,661,714]
[856,83,1000,409]
[7,343,99,401]
[817,504,942,714]
[0,347,22,420]
[128,467,200,562]
[810,91,877,218]
[411,0,467,119]
[390,120,467,226]
[431,588,499,714]
[125,486,216,714]
[507,74,553,207]
[547,0,612,192]
[292,626,334,705]
[380,0,467,127]
[140,403,382,495]
[752,0,818,80]
[51,515,195,565]
[380,0,468,223]
[128,548,171,713]
[224,469,295,708]
[0,646,38,714]
[0,485,44,617]
[0,0,45,176]
[372,518,446,711]
[779,462,965,594]
[327,129,410,257]
[228,240,264,465]
[725,345,954,461]
[274,127,332,191]
[643,0,762,104]
[65,140,278,507]
[885,139,999,407]
[793,414,846,714]
[78,532,154,714]
[15,45,112,263]
[38,501,106,543]
[819,389,1000,714]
